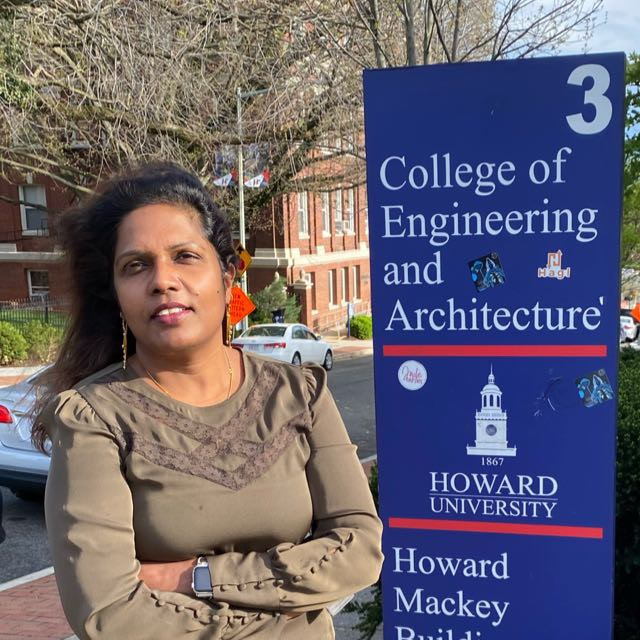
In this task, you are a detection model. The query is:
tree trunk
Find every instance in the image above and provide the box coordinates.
[451,0,462,62]
[402,0,417,66]
[423,0,432,64]
[367,0,386,68]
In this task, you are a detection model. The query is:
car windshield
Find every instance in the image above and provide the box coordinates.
[242,326,288,337]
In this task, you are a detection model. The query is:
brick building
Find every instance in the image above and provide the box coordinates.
[0,174,371,331]
[0,174,71,301]
[246,186,370,332]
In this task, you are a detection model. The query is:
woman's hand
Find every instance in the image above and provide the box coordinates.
[137,556,321,618]
[138,558,197,594]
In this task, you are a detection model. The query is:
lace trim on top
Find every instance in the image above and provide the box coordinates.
[88,362,311,491]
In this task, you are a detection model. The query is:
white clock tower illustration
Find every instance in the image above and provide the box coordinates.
[467,366,516,457]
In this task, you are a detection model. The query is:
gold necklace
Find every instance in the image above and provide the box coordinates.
[138,347,234,403]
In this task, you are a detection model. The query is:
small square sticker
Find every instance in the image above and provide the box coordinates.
[468,252,506,292]
[576,369,614,407]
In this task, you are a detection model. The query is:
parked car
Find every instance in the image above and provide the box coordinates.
[232,323,333,370]
[0,367,51,501]
[620,310,640,340]
[620,315,638,342]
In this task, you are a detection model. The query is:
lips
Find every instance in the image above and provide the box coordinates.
[150,303,193,319]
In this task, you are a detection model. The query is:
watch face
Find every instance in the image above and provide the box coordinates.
[193,565,212,593]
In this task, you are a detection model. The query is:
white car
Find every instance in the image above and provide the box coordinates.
[620,316,638,342]
[0,367,51,501]
[233,323,333,370]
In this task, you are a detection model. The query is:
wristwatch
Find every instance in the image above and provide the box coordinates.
[191,555,214,598]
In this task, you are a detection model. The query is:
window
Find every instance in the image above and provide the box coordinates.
[297,192,309,236]
[292,326,307,340]
[243,326,287,337]
[345,189,355,233]
[310,272,317,310]
[27,270,49,299]
[328,269,337,306]
[352,265,361,299]
[19,185,48,235]
[334,190,343,234]
[364,207,369,235]
[341,267,349,303]
[321,193,331,235]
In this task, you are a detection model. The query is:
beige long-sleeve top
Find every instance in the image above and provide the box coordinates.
[42,350,383,639]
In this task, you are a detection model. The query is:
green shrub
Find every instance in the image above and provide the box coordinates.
[19,320,63,362]
[349,315,372,339]
[0,321,28,365]
[615,348,640,639]
[249,275,301,326]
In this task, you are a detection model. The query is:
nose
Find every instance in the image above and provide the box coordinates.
[149,257,180,294]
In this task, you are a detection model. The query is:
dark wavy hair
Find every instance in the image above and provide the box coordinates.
[30,161,239,454]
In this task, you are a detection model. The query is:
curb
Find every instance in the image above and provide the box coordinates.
[0,566,54,592]
[333,348,373,361]
[0,365,42,376]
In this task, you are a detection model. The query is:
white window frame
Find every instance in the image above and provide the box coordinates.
[328,269,337,307]
[334,189,343,235]
[19,184,48,236]
[310,272,317,311]
[345,189,355,234]
[27,269,50,299]
[341,266,349,303]
[352,265,361,300]
[364,207,369,235]
[297,191,309,237]
[321,192,331,237]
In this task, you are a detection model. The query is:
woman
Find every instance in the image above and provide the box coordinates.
[33,162,383,639]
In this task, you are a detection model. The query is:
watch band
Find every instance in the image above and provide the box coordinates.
[191,555,214,598]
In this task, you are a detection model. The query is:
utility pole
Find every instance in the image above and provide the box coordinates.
[236,86,268,331]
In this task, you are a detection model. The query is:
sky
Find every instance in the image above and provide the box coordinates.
[565,0,639,55]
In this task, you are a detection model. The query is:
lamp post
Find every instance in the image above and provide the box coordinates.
[236,86,268,331]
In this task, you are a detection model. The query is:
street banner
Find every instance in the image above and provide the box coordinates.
[363,54,625,640]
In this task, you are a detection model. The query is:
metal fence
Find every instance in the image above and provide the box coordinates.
[0,296,70,329]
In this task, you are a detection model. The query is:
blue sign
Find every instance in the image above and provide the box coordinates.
[364,53,624,640]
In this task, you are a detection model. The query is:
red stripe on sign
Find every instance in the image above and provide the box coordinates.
[389,517,603,539]
[383,345,607,357]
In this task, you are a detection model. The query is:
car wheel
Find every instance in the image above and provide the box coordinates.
[292,352,301,366]
[13,488,45,502]
[323,350,333,371]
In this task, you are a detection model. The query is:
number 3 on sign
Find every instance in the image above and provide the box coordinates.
[566,64,612,135]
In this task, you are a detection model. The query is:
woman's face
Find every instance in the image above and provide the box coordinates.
[113,203,233,357]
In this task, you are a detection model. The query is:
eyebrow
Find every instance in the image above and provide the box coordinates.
[115,242,203,265]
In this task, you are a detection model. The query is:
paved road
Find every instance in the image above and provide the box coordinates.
[0,356,377,584]
[0,487,50,582]
[328,355,377,459]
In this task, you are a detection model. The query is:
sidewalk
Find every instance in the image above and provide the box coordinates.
[0,366,42,388]
[0,569,75,640]
[322,328,373,362]
[0,457,379,639]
